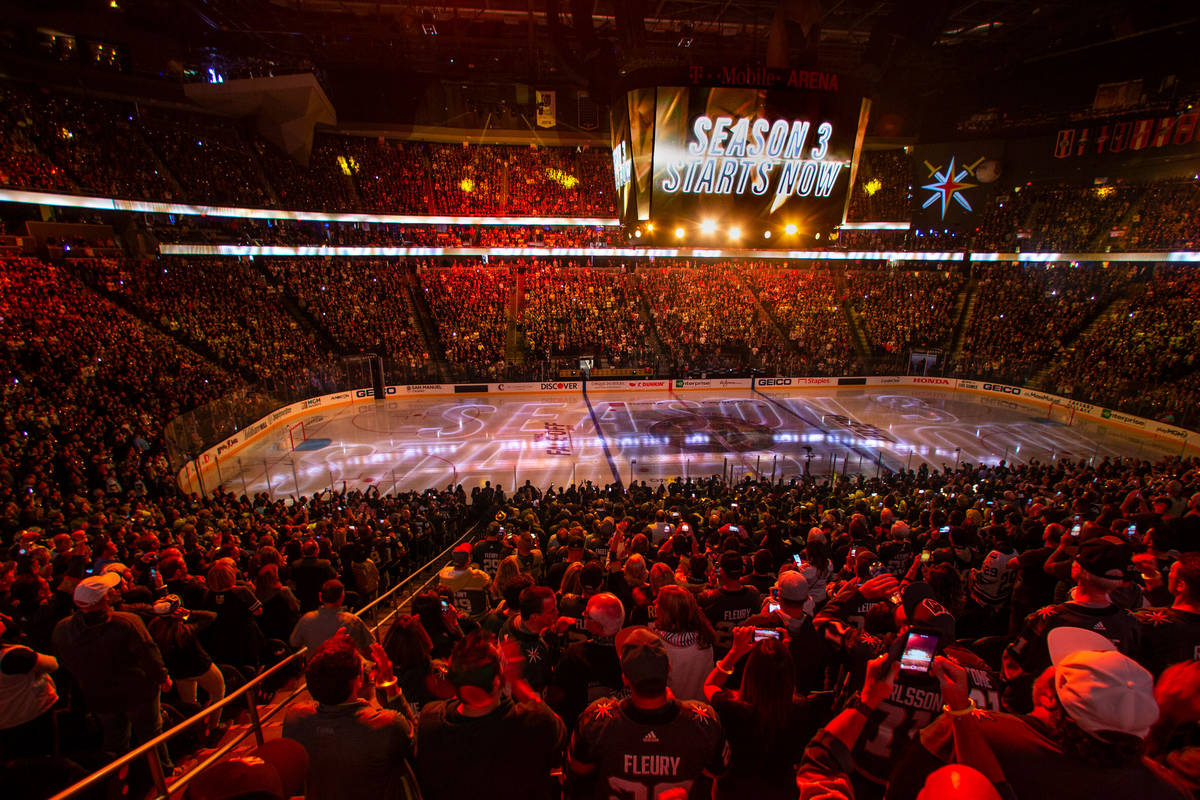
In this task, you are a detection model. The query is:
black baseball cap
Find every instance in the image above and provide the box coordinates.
[580,561,605,590]
[901,582,956,642]
[853,549,879,579]
[719,551,744,577]
[1075,536,1130,580]
[615,627,670,685]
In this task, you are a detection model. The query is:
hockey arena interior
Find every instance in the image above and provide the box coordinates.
[3,2,1200,800]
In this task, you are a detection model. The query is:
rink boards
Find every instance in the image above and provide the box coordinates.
[177,377,1196,499]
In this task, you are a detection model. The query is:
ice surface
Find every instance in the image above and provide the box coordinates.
[202,387,1183,499]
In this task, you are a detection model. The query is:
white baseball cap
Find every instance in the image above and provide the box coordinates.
[776,570,811,602]
[1047,627,1158,739]
[73,572,121,607]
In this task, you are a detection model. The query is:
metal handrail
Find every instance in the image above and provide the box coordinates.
[48,523,480,800]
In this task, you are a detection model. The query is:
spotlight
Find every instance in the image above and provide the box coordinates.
[700,219,717,235]
[728,226,742,241]
[634,229,642,238]
[784,223,798,236]
[645,223,654,232]
[674,227,686,239]
[763,230,772,239]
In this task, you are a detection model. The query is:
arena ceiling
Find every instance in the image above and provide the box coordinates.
[179,0,1196,78]
[10,0,1196,130]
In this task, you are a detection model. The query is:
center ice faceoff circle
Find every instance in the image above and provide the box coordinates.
[646,413,777,453]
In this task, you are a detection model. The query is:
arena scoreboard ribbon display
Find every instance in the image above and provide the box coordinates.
[611,81,870,240]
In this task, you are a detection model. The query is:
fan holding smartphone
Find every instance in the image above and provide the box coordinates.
[811,579,1002,785]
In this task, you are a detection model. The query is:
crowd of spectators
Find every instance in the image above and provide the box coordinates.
[640,265,792,374]
[262,258,431,380]
[419,262,513,374]
[79,257,336,387]
[1044,265,1200,419]
[845,266,966,368]
[10,431,1200,800]
[519,264,652,365]
[155,218,622,249]
[846,149,912,222]
[746,266,861,376]
[1124,179,1200,252]
[11,238,1200,423]
[136,107,270,207]
[7,87,175,200]
[0,470,467,776]
[425,143,614,217]
[8,79,1200,250]
[0,254,235,508]
[345,139,432,214]
[1019,185,1138,251]
[954,262,1134,385]
[253,136,356,212]
[0,88,76,193]
[500,145,615,216]
[0,80,617,217]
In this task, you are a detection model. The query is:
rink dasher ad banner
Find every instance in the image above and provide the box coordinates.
[587,380,671,392]
[490,381,581,393]
[672,378,753,390]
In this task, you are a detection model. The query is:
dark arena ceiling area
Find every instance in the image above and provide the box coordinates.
[1,0,1197,131]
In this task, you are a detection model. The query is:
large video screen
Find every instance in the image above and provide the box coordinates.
[611,85,869,236]
[610,102,633,221]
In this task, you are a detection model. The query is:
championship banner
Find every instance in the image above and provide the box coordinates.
[535,91,557,128]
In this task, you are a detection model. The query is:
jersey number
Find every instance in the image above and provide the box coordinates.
[863,705,933,759]
[607,777,693,799]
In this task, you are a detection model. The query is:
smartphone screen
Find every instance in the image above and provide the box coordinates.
[939,526,950,534]
[792,554,803,567]
[767,601,781,613]
[899,632,939,673]
[1125,524,1137,538]
[1070,523,1082,538]
[753,628,782,642]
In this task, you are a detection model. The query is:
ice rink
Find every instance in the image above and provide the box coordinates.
[201,386,1189,498]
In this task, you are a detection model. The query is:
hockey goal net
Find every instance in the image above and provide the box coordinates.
[287,420,308,451]
[1047,403,1075,426]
